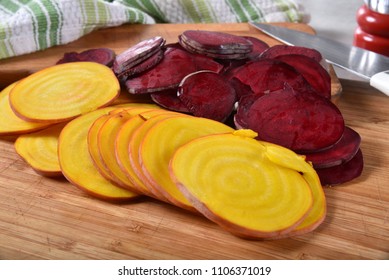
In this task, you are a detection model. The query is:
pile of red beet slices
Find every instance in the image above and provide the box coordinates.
[57,30,363,186]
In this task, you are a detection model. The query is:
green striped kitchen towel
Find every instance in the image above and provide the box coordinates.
[0,0,309,59]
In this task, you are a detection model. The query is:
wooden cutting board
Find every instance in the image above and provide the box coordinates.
[0,23,388,260]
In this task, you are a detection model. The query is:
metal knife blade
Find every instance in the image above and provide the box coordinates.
[250,22,389,96]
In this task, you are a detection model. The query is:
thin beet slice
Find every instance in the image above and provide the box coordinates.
[180,30,253,52]
[229,77,255,100]
[243,86,345,152]
[116,49,164,81]
[56,48,116,66]
[125,47,197,94]
[163,42,224,73]
[150,88,191,113]
[178,71,236,122]
[234,90,263,128]
[275,54,331,99]
[242,36,269,59]
[260,45,322,62]
[125,47,223,94]
[56,52,79,64]
[179,37,251,59]
[231,58,312,95]
[191,52,224,73]
[112,36,165,75]
[305,126,361,168]
[316,149,364,186]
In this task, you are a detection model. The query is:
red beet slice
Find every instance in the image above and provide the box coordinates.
[316,149,364,186]
[191,52,224,73]
[56,48,116,66]
[125,47,198,94]
[275,54,331,99]
[305,126,361,168]
[180,30,253,53]
[164,42,224,73]
[260,45,322,62]
[229,77,255,100]
[234,90,263,128]
[242,36,269,59]
[231,58,312,95]
[125,47,223,94]
[150,88,191,113]
[116,49,164,81]
[242,86,345,152]
[179,37,251,59]
[112,36,165,75]
[178,71,237,122]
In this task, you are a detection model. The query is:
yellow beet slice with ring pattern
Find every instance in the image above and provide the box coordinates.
[169,130,314,239]
[0,82,51,135]
[9,62,120,123]
[112,108,169,197]
[88,114,114,181]
[97,110,143,192]
[288,169,326,236]
[58,106,139,201]
[140,116,234,211]
[87,105,161,192]
[127,111,181,202]
[14,122,67,177]
[115,112,161,197]
[260,141,327,238]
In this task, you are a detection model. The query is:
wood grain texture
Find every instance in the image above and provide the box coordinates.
[0,23,388,260]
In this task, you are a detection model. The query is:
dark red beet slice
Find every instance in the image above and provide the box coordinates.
[316,149,364,186]
[163,42,224,73]
[229,77,254,100]
[260,45,322,62]
[234,90,263,128]
[56,52,79,64]
[191,52,224,73]
[242,36,269,59]
[125,47,198,94]
[112,36,165,75]
[178,71,236,122]
[305,126,361,168]
[242,86,345,152]
[116,49,164,81]
[231,58,312,95]
[56,48,116,66]
[275,54,331,99]
[180,30,253,53]
[179,37,251,59]
[150,88,191,113]
[125,47,223,94]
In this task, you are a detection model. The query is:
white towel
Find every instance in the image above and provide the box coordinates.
[0,0,309,59]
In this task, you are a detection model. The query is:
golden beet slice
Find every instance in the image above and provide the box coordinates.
[58,106,139,201]
[0,82,51,136]
[97,110,144,192]
[87,105,160,190]
[88,114,114,181]
[115,112,157,197]
[127,111,180,202]
[14,122,67,177]
[140,116,234,211]
[261,141,326,237]
[288,170,326,236]
[9,62,120,123]
[169,130,314,239]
